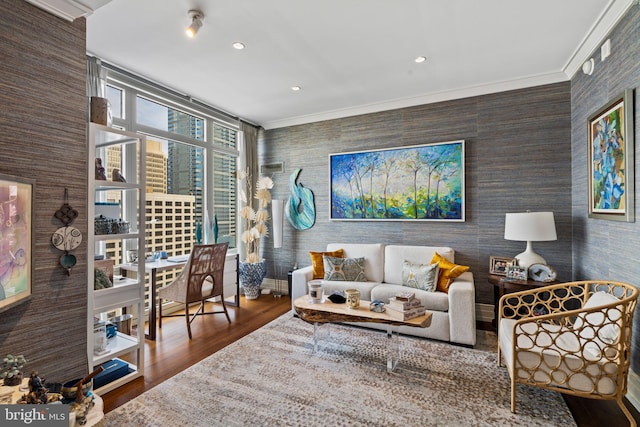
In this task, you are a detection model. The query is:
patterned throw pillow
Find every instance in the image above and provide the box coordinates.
[309,249,344,279]
[430,252,470,293]
[323,256,367,282]
[402,260,439,292]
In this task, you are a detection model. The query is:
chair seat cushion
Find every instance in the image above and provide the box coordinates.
[500,318,618,395]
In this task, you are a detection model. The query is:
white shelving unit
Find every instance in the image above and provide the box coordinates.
[87,123,146,394]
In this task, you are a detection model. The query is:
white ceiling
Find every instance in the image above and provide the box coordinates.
[84,0,633,129]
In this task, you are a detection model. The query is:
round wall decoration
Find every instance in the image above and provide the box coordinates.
[51,226,82,251]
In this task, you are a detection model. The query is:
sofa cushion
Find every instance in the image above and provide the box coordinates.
[431,252,469,293]
[384,245,455,285]
[402,260,439,292]
[327,243,384,282]
[309,249,344,279]
[371,284,449,312]
[323,256,367,281]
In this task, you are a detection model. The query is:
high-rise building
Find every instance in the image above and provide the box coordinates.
[146,139,168,194]
[167,110,204,217]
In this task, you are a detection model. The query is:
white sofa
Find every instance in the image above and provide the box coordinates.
[291,243,476,346]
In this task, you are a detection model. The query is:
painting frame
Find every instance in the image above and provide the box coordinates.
[329,140,465,221]
[489,256,514,276]
[588,89,635,222]
[0,173,33,313]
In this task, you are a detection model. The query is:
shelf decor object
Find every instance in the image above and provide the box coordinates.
[588,89,635,222]
[329,140,465,221]
[0,174,33,313]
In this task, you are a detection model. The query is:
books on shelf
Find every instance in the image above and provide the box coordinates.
[386,304,426,321]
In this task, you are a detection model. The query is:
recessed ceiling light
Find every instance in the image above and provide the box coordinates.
[233,42,245,50]
[415,56,427,63]
[291,86,301,91]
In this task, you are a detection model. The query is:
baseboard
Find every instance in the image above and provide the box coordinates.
[258,278,289,295]
[476,303,494,323]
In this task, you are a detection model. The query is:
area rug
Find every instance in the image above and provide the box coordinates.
[103,313,576,426]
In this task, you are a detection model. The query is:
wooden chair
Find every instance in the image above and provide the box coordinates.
[497,280,638,426]
[158,243,231,339]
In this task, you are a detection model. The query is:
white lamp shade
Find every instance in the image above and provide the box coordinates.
[272,199,283,249]
[504,211,557,268]
[504,212,557,242]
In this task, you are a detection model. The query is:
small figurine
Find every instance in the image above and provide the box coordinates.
[112,168,126,182]
[95,158,106,180]
[21,371,48,404]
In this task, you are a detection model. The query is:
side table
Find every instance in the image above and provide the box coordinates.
[488,274,559,331]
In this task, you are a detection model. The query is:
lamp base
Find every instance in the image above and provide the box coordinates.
[514,243,547,270]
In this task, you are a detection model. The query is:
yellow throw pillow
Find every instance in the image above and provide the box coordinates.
[430,252,469,293]
[309,249,344,279]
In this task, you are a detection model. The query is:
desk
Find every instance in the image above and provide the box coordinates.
[488,274,559,330]
[120,253,239,340]
[120,259,187,340]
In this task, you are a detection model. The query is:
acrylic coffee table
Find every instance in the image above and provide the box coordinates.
[293,295,432,372]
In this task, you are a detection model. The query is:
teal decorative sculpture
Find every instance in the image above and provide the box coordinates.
[285,168,315,230]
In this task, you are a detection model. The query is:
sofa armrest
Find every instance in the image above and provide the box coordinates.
[447,271,476,346]
[291,266,314,311]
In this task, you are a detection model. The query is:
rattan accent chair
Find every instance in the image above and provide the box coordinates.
[497,280,638,426]
[158,243,231,339]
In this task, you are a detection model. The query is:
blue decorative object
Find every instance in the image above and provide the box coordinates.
[239,259,267,300]
[213,214,219,243]
[195,220,202,244]
[285,168,315,230]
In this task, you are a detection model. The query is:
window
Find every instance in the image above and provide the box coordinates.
[102,65,239,300]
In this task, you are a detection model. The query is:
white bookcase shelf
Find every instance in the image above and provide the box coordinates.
[88,123,146,394]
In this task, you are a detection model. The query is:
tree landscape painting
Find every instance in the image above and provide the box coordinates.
[330,140,465,221]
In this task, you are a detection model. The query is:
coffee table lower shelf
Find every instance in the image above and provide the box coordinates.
[293,295,432,372]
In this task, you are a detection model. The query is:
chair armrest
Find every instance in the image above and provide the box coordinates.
[291,266,313,311]
[447,272,476,346]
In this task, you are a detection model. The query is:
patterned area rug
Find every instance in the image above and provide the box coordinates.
[103,313,576,426]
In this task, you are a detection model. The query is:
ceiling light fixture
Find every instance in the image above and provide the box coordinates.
[291,86,301,91]
[186,9,204,38]
[415,56,427,63]
[232,42,245,50]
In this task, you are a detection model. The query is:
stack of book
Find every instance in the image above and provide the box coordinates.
[386,292,425,320]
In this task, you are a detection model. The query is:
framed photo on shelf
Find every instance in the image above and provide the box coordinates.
[506,264,528,281]
[588,89,635,222]
[0,174,33,313]
[489,256,513,276]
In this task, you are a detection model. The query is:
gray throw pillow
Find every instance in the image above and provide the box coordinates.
[323,256,367,281]
[402,260,439,292]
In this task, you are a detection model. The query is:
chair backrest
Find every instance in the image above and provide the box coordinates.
[184,243,229,303]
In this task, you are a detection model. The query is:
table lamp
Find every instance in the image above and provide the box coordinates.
[504,211,557,269]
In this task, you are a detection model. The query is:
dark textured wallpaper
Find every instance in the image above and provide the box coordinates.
[259,82,572,307]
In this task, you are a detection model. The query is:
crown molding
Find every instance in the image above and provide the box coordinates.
[262,71,568,130]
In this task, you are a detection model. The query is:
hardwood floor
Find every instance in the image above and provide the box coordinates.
[102,297,638,426]
[102,295,291,412]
